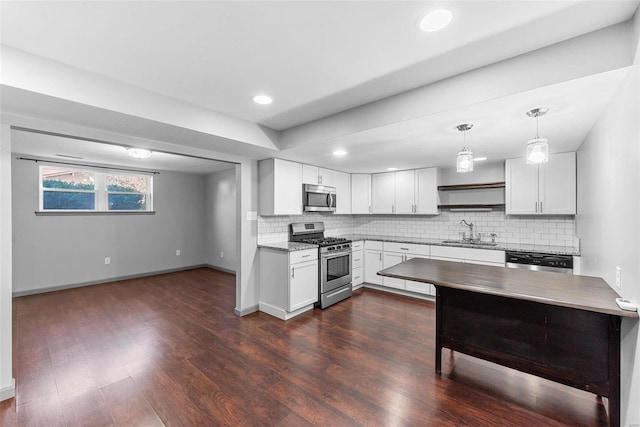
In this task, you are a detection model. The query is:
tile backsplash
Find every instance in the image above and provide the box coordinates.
[258,211,577,248]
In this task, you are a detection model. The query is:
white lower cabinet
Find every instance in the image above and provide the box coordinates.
[351,241,364,289]
[259,248,318,320]
[381,242,434,295]
[364,241,383,285]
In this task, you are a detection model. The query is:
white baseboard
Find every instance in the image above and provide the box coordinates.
[258,302,313,320]
[234,304,259,317]
[0,379,15,402]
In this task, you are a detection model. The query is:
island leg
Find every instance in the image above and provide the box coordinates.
[608,316,621,427]
[435,285,442,374]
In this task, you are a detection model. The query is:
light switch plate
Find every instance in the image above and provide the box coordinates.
[246,211,257,221]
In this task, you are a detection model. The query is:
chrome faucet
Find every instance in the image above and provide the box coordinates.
[460,220,474,242]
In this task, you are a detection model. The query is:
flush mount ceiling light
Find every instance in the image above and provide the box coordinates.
[456,123,474,173]
[474,156,487,162]
[251,94,273,105]
[387,167,398,171]
[525,107,550,164]
[126,147,152,159]
[419,9,453,32]
[333,150,348,156]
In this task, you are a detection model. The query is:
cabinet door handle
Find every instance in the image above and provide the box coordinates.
[369,205,372,214]
[354,258,361,262]
[400,247,409,251]
[379,253,382,261]
[392,204,395,213]
[540,202,543,213]
[535,201,538,213]
[302,254,310,258]
[291,267,295,278]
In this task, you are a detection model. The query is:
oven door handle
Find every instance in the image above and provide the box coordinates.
[321,251,351,259]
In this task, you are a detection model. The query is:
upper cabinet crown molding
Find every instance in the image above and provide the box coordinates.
[505,152,576,215]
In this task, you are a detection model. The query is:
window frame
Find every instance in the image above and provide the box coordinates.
[39,164,154,213]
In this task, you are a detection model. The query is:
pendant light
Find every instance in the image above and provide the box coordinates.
[525,107,549,164]
[456,123,474,173]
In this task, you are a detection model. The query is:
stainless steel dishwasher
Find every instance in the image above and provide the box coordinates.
[505,251,573,274]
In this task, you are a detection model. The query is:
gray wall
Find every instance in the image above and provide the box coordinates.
[576,11,640,425]
[11,158,207,294]
[204,168,237,272]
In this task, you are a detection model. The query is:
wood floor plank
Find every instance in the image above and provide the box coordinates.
[2,267,612,426]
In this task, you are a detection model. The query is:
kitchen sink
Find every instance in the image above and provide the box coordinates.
[441,240,498,247]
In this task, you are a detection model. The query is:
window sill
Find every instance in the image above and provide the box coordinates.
[35,211,156,216]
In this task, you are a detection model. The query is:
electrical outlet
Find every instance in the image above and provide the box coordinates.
[176,249,181,256]
[615,266,621,289]
[220,251,224,258]
[104,257,111,265]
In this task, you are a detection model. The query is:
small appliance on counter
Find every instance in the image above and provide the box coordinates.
[303,184,336,212]
[289,222,352,308]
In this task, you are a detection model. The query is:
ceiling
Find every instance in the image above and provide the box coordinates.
[10,130,236,175]
[1,1,639,174]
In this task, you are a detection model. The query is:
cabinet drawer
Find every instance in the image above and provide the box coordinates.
[290,249,318,264]
[383,241,430,256]
[352,266,364,285]
[365,240,383,250]
[352,240,364,251]
[352,250,364,269]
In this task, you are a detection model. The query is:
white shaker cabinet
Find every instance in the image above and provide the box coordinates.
[415,167,441,215]
[302,164,333,186]
[258,158,302,215]
[259,248,318,320]
[364,241,383,285]
[351,241,364,289]
[394,170,416,214]
[351,174,372,214]
[372,172,395,214]
[371,168,440,215]
[506,152,576,215]
[333,170,351,214]
[382,252,406,289]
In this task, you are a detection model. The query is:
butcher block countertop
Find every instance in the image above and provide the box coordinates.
[378,258,638,318]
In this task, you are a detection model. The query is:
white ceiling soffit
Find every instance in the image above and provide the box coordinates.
[1,0,637,131]
[10,129,237,175]
[277,68,631,173]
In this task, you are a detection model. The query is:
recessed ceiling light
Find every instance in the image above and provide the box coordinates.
[333,150,348,156]
[419,9,453,32]
[387,167,398,171]
[126,147,152,159]
[252,95,273,105]
[474,157,487,161]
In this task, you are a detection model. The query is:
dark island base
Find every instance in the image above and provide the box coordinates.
[435,286,620,427]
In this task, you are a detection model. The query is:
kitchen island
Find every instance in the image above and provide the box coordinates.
[378,258,638,427]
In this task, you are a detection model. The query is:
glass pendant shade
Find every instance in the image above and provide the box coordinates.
[525,137,548,164]
[457,148,474,173]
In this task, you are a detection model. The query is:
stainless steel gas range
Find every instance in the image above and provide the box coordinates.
[289,222,352,309]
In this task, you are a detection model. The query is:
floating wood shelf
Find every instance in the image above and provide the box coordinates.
[438,204,506,210]
[438,182,506,191]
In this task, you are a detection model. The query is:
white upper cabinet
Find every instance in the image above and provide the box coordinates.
[415,167,441,215]
[259,158,302,216]
[506,152,576,215]
[394,170,415,214]
[333,170,351,214]
[302,164,333,186]
[372,167,440,215]
[351,174,371,214]
[372,172,395,214]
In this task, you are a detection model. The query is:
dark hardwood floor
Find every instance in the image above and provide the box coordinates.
[1,268,609,426]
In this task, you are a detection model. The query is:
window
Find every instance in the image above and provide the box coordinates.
[40,166,153,212]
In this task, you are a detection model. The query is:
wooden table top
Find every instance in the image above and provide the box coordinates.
[378,258,638,318]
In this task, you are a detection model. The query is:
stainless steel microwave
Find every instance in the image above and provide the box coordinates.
[303,184,336,212]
